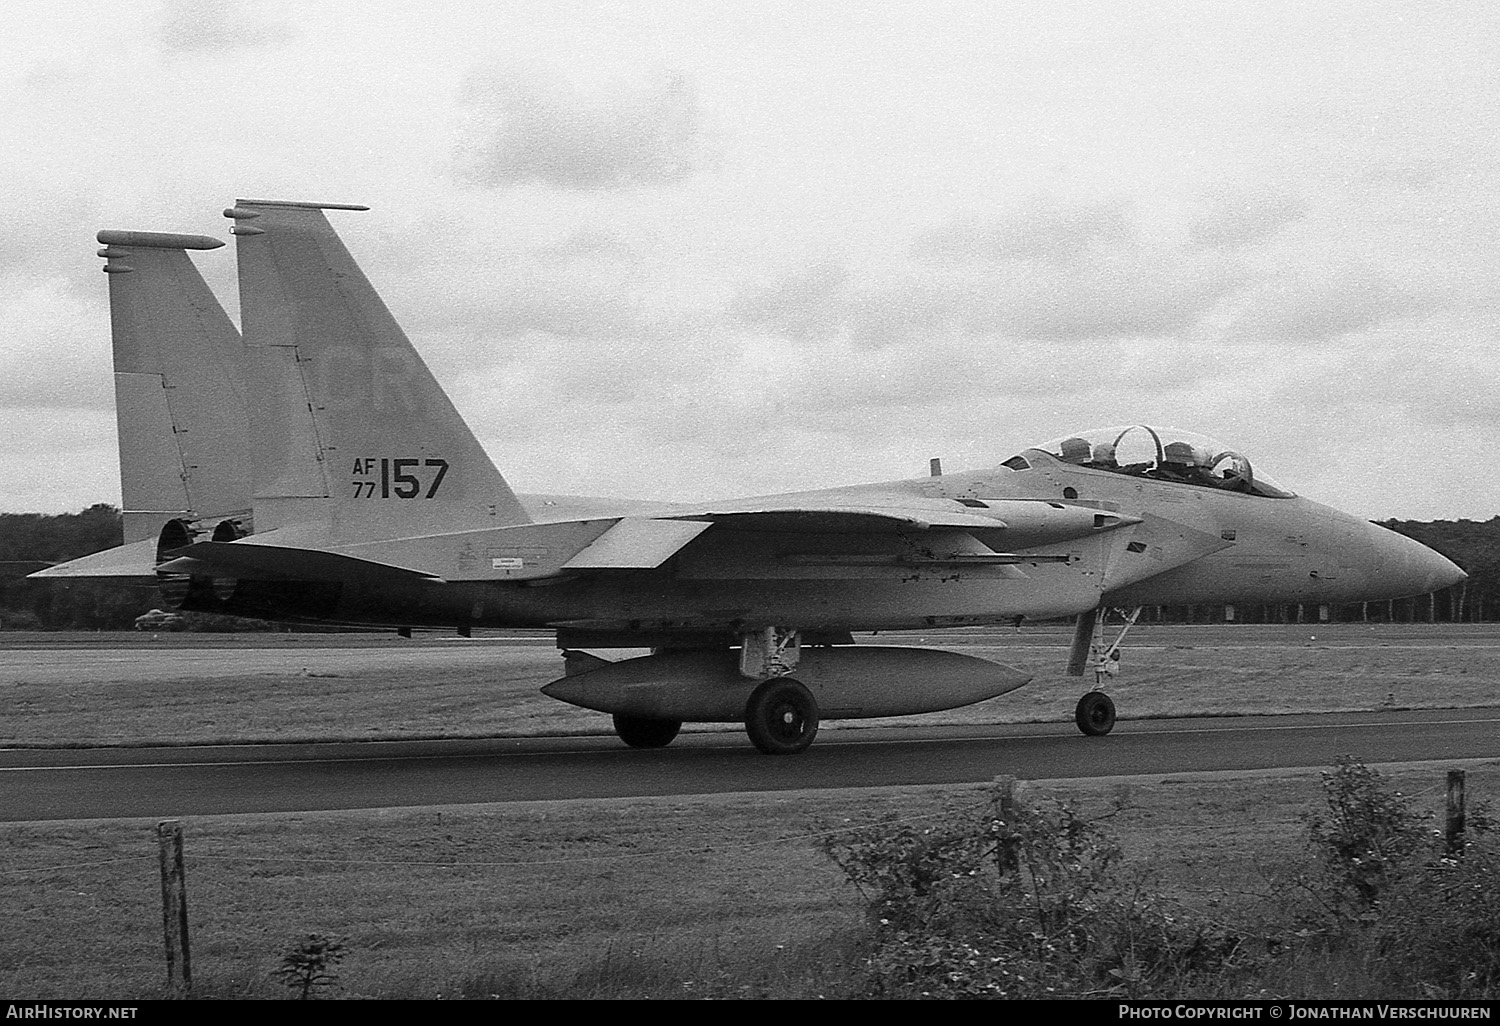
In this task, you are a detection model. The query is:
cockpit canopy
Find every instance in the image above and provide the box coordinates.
[1003,425,1295,499]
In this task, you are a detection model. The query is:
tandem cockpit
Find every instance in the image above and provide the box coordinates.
[1001,425,1296,499]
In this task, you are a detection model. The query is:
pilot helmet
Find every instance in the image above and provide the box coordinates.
[1162,441,1201,465]
[1059,437,1091,462]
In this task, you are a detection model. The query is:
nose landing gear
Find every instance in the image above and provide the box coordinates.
[1074,690,1116,736]
[1066,605,1140,736]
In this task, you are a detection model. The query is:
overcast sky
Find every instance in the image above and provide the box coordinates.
[3,1,1497,521]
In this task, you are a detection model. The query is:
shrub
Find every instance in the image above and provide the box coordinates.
[1303,756,1431,912]
[821,785,1256,999]
[1373,849,1500,998]
[1298,758,1499,999]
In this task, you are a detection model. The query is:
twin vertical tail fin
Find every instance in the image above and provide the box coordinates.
[36,203,529,584]
[225,200,531,540]
[33,230,249,580]
[96,231,250,546]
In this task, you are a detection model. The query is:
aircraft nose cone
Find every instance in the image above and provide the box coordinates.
[1376,525,1466,596]
[1424,548,1468,592]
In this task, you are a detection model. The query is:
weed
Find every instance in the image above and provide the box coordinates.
[274,934,347,1000]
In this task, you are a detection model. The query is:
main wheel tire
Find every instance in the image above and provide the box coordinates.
[1075,690,1116,736]
[744,677,819,755]
[612,714,682,749]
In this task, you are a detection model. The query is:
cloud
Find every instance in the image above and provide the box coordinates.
[0,408,118,512]
[403,250,713,384]
[453,66,705,191]
[0,278,111,412]
[729,249,1247,350]
[532,227,637,262]
[1262,345,1500,514]
[1223,263,1442,346]
[1279,349,1500,431]
[728,259,850,343]
[0,193,107,294]
[153,0,295,55]
[875,256,1247,346]
[912,199,1137,264]
[1189,188,1307,250]
[1360,159,1443,192]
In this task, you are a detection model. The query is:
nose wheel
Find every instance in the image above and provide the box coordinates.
[1074,690,1116,736]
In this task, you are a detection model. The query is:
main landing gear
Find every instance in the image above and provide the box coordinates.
[740,627,818,755]
[744,677,819,755]
[602,627,821,755]
[1067,606,1141,737]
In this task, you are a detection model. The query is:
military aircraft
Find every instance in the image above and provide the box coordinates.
[37,200,1467,754]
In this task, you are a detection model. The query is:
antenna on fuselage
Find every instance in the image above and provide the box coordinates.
[929,458,943,477]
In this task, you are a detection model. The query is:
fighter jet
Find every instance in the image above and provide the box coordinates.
[37,200,1467,754]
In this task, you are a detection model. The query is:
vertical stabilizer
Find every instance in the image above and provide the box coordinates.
[226,200,530,539]
[96,230,249,544]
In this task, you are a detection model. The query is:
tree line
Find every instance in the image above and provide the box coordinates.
[0,505,269,631]
[0,505,1495,630]
[0,505,148,630]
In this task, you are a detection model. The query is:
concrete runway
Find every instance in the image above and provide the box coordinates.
[2,625,1498,823]
[3,709,1497,823]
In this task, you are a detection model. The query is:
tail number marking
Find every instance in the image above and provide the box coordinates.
[351,458,451,499]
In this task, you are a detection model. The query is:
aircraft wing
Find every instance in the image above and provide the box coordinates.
[674,493,1138,534]
[562,497,1134,574]
[672,506,1011,533]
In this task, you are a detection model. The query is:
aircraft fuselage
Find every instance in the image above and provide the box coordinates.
[179,453,1458,637]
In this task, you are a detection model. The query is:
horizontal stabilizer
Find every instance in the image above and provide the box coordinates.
[28,537,162,580]
[160,540,444,586]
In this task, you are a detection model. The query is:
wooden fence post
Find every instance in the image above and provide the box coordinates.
[994,775,1020,878]
[1445,770,1466,857]
[157,819,192,994]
